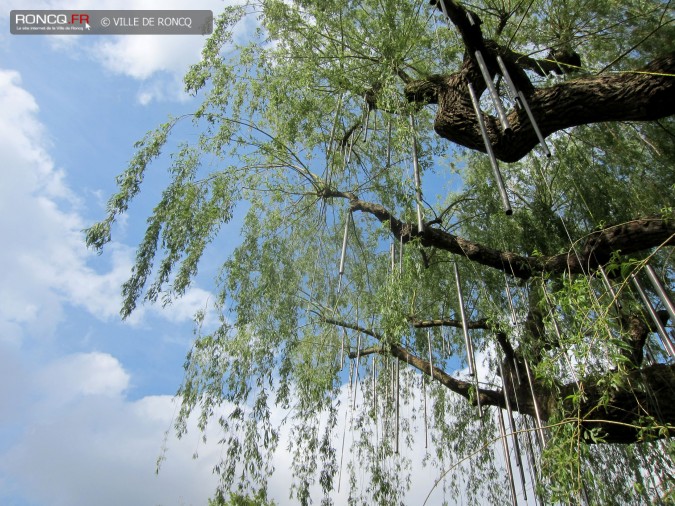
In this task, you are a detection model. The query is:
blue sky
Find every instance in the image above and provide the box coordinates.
[0,1,247,504]
[0,2,515,504]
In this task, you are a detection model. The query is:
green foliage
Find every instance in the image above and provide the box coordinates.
[88,0,675,504]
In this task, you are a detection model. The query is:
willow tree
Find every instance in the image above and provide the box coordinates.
[87,0,675,504]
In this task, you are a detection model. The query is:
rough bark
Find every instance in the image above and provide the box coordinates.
[322,315,675,444]
[416,1,675,162]
[321,188,675,279]
[405,52,675,162]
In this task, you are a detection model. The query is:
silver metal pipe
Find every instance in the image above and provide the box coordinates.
[524,360,546,447]
[327,94,343,157]
[428,328,434,379]
[340,328,347,368]
[495,55,551,157]
[503,276,522,385]
[631,273,675,357]
[474,50,511,132]
[353,332,362,409]
[410,113,425,231]
[598,264,622,312]
[498,357,528,500]
[386,118,392,167]
[495,55,519,103]
[338,212,350,276]
[423,374,428,448]
[467,81,513,215]
[497,408,519,506]
[645,264,675,325]
[454,262,483,417]
[395,359,400,453]
[518,91,551,157]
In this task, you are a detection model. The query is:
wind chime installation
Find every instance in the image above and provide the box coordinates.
[454,263,482,417]
[433,0,553,216]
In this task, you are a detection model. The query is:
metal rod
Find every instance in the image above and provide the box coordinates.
[503,276,522,385]
[428,328,434,380]
[399,234,403,272]
[410,113,424,232]
[353,333,362,409]
[498,357,528,500]
[363,106,370,142]
[631,273,675,357]
[497,408,519,506]
[466,81,513,215]
[495,56,551,157]
[474,50,511,132]
[338,211,351,282]
[423,373,428,448]
[395,359,400,454]
[645,264,675,325]
[524,360,546,447]
[390,242,395,272]
[454,262,482,417]
[495,55,519,103]
[542,287,581,390]
[327,94,343,157]
[386,118,392,167]
[436,0,449,19]
[340,328,347,368]
[598,264,622,312]
[372,355,377,411]
[518,91,551,158]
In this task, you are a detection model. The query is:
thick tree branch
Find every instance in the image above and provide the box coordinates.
[407,52,675,162]
[410,317,489,329]
[319,315,502,408]
[322,190,675,279]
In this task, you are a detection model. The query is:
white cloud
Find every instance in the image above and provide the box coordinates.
[0,69,128,345]
[0,69,215,346]
[0,352,221,506]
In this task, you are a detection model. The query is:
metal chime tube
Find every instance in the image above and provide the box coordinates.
[362,103,370,142]
[510,372,543,506]
[645,264,675,325]
[495,55,519,102]
[372,356,377,411]
[467,82,512,215]
[410,113,425,232]
[497,408,519,506]
[390,242,396,272]
[353,333,362,409]
[399,234,403,271]
[631,273,675,357]
[395,359,400,454]
[598,264,622,311]
[423,374,429,448]
[517,91,551,158]
[503,277,522,385]
[496,56,551,157]
[454,262,483,417]
[327,94,343,157]
[338,211,351,290]
[428,328,434,379]
[340,328,347,368]
[437,0,449,19]
[498,358,528,500]
[386,119,392,167]
[474,50,511,132]
[542,289,581,390]
[524,360,546,447]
